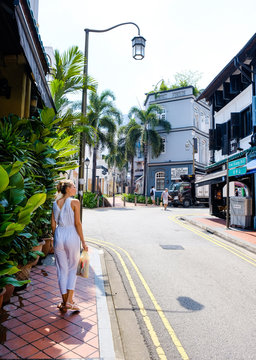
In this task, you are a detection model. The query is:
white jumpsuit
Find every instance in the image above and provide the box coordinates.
[53,197,80,295]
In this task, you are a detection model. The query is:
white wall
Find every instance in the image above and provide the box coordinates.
[214,85,252,162]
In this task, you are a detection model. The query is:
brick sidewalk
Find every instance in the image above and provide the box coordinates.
[183,213,256,253]
[0,259,100,359]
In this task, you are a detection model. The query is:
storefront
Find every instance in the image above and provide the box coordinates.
[196,147,256,226]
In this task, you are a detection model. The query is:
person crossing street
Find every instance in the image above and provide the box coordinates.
[161,188,171,211]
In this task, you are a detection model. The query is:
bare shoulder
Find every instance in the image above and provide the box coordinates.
[71,199,80,208]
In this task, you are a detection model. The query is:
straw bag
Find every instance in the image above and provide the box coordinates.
[77,250,89,278]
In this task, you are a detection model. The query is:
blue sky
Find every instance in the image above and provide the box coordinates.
[39,0,256,115]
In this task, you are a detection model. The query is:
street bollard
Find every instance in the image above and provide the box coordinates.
[113,194,115,207]
[102,196,104,208]
[123,197,126,207]
[135,196,137,206]
[157,197,159,206]
[97,197,99,208]
[145,196,148,206]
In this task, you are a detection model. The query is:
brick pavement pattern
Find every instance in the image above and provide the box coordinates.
[0,264,99,359]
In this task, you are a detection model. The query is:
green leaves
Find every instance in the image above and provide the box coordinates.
[18,193,46,226]
[0,276,30,288]
[0,166,9,193]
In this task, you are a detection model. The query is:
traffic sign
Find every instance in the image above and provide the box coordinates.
[228,166,247,176]
[228,157,246,169]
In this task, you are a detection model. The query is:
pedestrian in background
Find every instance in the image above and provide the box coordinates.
[51,180,88,312]
[150,185,156,205]
[161,188,171,211]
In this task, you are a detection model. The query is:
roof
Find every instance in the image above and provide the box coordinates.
[197,33,256,101]
[206,146,256,171]
[144,86,194,106]
[19,0,50,73]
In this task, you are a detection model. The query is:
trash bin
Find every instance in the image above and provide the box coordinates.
[230,197,252,228]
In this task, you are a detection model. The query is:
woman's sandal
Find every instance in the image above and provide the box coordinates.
[57,303,67,312]
[65,302,80,311]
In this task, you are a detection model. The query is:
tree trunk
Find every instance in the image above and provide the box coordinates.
[143,146,147,196]
[91,146,97,193]
[131,156,134,194]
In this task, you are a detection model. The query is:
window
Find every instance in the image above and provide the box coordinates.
[240,106,252,138]
[155,172,165,191]
[194,110,199,128]
[159,108,166,120]
[161,138,166,153]
[201,140,207,164]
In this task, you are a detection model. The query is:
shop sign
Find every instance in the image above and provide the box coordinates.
[228,166,247,176]
[228,157,246,169]
[171,167,188,180]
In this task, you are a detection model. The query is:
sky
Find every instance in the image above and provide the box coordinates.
[38,0,256,116]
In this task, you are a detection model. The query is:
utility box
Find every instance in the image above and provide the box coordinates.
[230,197,252,228]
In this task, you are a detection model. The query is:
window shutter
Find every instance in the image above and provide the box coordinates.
[214,91,225,108]
[222,134,229,155]
[230,113,240,139]
[216,124,222,149]
[230,74,242,95]
[209,129,215,150]
[252,96,256,127]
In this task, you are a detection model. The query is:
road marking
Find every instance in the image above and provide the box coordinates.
[88,239,167,360]
[87,237,189,360]
[169,215,256,267]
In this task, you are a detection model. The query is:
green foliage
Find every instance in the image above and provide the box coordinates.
[0,164,46,288]
[170,70,202,96]
[121,193,152,204]
[83,191,102,208]
[87,89,122,192]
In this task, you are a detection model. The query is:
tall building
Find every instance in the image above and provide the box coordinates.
[143,86,210,196]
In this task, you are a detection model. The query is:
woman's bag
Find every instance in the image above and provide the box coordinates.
[77,250,89,278]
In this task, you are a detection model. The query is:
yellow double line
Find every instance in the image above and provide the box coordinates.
[87,237,189,360]
[169,215,256,267]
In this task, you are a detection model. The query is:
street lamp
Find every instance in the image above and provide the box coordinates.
[78,22,146,220]
[84,157,90,192]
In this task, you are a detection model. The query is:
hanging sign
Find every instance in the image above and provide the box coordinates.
[228,157,246,169]
[228,166,247,176]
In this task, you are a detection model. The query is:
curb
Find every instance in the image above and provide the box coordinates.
[181,216,256,255]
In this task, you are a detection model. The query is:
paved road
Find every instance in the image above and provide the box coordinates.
[84,206,256,360]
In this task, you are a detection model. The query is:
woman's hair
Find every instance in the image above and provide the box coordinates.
[57,180,74,195]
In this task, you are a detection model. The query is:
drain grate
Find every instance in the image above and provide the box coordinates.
[160,245,184,250]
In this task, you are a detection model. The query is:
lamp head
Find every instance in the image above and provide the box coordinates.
[84,157,90,166]
[132,36,146,60]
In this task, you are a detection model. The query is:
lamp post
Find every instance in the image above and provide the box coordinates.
[78,22,146,221]
[186,131,197,176]
[112,171,116,207]
[84,157,90,192]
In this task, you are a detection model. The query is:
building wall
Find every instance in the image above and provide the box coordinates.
[146,87,210,180]
[214,85,252,163]
[0,55,31,118]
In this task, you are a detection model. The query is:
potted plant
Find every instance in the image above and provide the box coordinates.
[0,250,30,306]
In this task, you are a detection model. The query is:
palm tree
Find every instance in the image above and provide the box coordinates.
[49,46,96,146]
[118,118,140,193]
[87,90,121,193]
[50,46,96,114]
[128,104,171,195]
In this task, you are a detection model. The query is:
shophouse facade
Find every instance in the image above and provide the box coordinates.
[143,86,210,196]
[197,33,256,228]
[0,0,54,118]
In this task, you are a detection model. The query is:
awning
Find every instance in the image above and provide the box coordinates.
[195,170,226,187]
[15,6,54,109]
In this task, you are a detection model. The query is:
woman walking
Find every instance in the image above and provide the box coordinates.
[51,180,88,311]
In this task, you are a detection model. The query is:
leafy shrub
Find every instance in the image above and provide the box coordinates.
[83,191,102,208]
[122,193,152,204]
